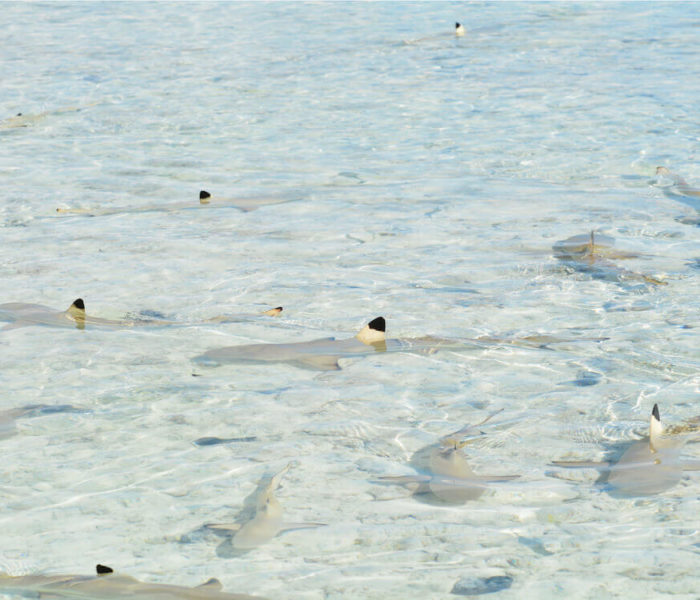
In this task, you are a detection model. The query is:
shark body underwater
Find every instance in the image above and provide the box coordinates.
[194,316,607,371]
[55,190,291,217]
[551,405,700,498]
[378,411,519,505]
[0,565,266,600]
[552,231,666,286]
[654,166,700,223]
[0,299,281,331]
[0,404,85,440]
[203,462,325,555]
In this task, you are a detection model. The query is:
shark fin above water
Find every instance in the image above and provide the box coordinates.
[355,316,386,344]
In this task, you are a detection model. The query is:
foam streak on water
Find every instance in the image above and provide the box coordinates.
[1,2,699,599]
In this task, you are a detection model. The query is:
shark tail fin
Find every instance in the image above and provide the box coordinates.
[650,404,663,450]
[199,190,212,204]
[96,565,114,575]
[355,316,386,345]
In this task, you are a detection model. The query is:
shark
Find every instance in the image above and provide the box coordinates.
[204,462,325,553]
[0,298,281,331]
[552,231,666,285]
[0,564,267,600]
[551,404,700,497]
[194,316,607,371]
[0,105,94,130]
[0,404,86,441]
[378,411,519,505]
[654,166,700,221]
[55,190,292,217]
[655,166,700,199]
[194,316,393,371]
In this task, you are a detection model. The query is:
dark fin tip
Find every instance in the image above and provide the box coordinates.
[73,298,85,310]
[455,22,461,28]
[652,404,660,421]
[368,316,385,332]
[199,190,211,199]
[275,306,283,311]
[96,564,113,574]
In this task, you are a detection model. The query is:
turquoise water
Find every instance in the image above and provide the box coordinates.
[1,2,699,598]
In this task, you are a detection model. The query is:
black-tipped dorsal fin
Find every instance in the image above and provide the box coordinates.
[196,578,223,590]
[368,316,385,332]
[67,298,87,330]
[650,403,663,450]
[199,190,211,204]
[96,564,114,575]
[356,316,386,345]
[262,306,283,317]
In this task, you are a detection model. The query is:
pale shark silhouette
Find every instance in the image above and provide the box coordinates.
[551,404,700,497]
[194,316,607,371]
[0,564,266,600]
[553,231,666,285]
[378,411,519,505]
[56,190,291,217]
[0,298,281,331]
[205,462,325,554]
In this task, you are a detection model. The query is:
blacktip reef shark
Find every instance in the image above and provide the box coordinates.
[0,298,282,331]
[0,104,95,130]
[204,462,326,554]
[551,404,700,498]
[55,189,292,217]
[195,316,391,371]
[553,231,667,286]
[0,404,86,441]
[0,564,267,600]
[377,411,519,505]
[655,166,700,200]
[195,316,607,371]
[654,166,700,222]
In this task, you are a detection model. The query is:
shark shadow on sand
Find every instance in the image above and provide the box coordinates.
[201,462,325,557]
[550,404,700,498]
[377,411,519,506]
[553,231,666,286]
[0,298,281,331]
[0,564,266,600]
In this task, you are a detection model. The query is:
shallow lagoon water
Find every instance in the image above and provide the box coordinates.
[1,2,699,599]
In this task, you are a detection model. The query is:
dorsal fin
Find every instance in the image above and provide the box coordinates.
[196,578,222,590]
[96,564,113,575]
[67,299,86,329]
[199,190,211,204]
[355,316,386,345]
[455,22,465,36]
[649,404,663,451]
[262,306,283,317]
